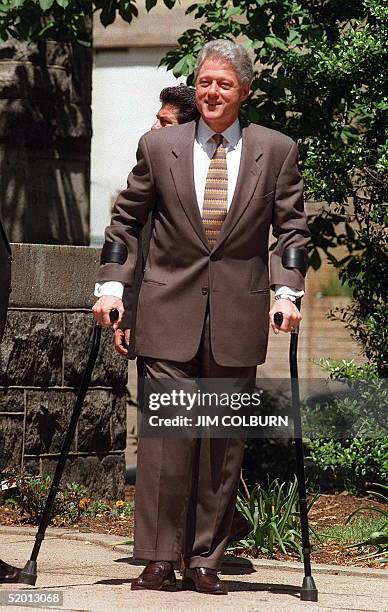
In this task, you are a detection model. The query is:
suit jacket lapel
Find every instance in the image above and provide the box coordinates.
[214,122,263,252]
[170,121,209,250]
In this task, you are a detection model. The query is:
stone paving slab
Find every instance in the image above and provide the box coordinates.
[0,528,387,612]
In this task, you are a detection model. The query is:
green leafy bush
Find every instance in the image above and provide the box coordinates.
[83,500,111,518]
[305,359,388,492]
[3,473,135,524]
[234,478,318,557]
[8,475,88,524]
[0,0,177,45]
[112,500,135,517]
[307,438,388,493]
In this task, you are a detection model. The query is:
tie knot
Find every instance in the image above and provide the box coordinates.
[212,133,223,147]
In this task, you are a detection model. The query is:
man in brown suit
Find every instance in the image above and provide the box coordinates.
[0,215,21,583]
[93,39,309,595]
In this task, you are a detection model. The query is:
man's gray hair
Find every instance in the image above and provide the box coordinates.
[194,39,254,86]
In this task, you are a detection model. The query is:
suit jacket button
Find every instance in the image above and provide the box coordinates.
[202,287,208,295]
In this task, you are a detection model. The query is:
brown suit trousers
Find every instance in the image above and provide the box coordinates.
[133,310,256,570]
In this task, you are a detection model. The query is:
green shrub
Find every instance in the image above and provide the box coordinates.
[112,500,135,517]
[305,359,388,492]
[8,475,88,524]
[83,500,111,518]
[307,438,388,493]
[1,472,135,524]
[234,478,318,558]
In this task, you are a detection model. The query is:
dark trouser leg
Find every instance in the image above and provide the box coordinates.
[183,436,246,569]
[133,355,200,563]
[183,313,255,570]
[133,313,256,568]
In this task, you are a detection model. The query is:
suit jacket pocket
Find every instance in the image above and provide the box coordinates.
[142,278,166,286]
[249,262,270,293]
[250,286,270,293]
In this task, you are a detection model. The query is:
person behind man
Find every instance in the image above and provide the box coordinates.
[93,39,309,595]
[0,216,21,583]
[114,84,199,353]
[151,84,199,130]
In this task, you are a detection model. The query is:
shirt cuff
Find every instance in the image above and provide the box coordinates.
[274,285,305,298]
[94,281,124,299]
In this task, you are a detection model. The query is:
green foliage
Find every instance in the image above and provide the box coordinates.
[234,478,318,557]
[317,358,380,380]
[112,499,135,517]
[319,274,352,297]
[307,438,388,493]
[83,499,111,517]
[161,0,388,374]
[305,358,388,492]
[0,0,176,44]
[8,475,88,523]
[345,483,388,562]
[82,498,134,517]
[318,515,386,545]
[2,472,134,524]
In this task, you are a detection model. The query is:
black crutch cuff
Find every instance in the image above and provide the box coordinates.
[100,242,127,265]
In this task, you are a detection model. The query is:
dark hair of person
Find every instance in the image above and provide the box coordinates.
[159,85,199,124]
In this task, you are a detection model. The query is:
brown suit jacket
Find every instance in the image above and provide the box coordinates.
[97,120,310,367]
[0,216,11,343]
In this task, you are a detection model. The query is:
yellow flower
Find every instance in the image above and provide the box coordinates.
[79,497,91,509]
[115,500,125,507]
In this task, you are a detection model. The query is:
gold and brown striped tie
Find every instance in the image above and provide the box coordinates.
[202,133,228,248]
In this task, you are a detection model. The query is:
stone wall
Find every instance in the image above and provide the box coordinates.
[0,39,92,245]
[0,244,129,498]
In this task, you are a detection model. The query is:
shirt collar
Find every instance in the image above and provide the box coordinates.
[196,117,241,149]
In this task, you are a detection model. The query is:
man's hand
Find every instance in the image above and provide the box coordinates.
[114,328,131,357]
[92,296,124,330]
[269,299,301,334]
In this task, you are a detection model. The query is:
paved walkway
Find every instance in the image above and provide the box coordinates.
[0,527,387,611]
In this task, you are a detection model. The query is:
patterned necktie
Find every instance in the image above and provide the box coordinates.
[202,133,228,248]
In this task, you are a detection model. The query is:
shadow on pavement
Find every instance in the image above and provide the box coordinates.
[113,555,256,575]
[96,576,300,599]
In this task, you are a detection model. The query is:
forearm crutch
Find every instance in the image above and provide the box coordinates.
[274,248,318,602]
[18,309,119,586]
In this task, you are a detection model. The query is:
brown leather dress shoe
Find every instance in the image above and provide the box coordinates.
[182,567,228,595]
[0,559,21,583]
[131,561,176,591]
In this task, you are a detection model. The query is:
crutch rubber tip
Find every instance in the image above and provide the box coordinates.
[300,575,318,601]
[18,560,37,585]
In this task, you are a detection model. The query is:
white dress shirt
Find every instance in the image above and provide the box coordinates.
[95,117,304,301]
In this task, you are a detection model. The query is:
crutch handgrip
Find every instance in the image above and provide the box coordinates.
[274,312,283,327]
[109,308,119,323]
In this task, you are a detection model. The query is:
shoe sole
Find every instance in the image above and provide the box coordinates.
[131,580,177,592]
[181,579,227,595]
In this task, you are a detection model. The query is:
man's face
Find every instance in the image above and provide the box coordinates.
[151,103,180,130]
[195,57,250,131]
